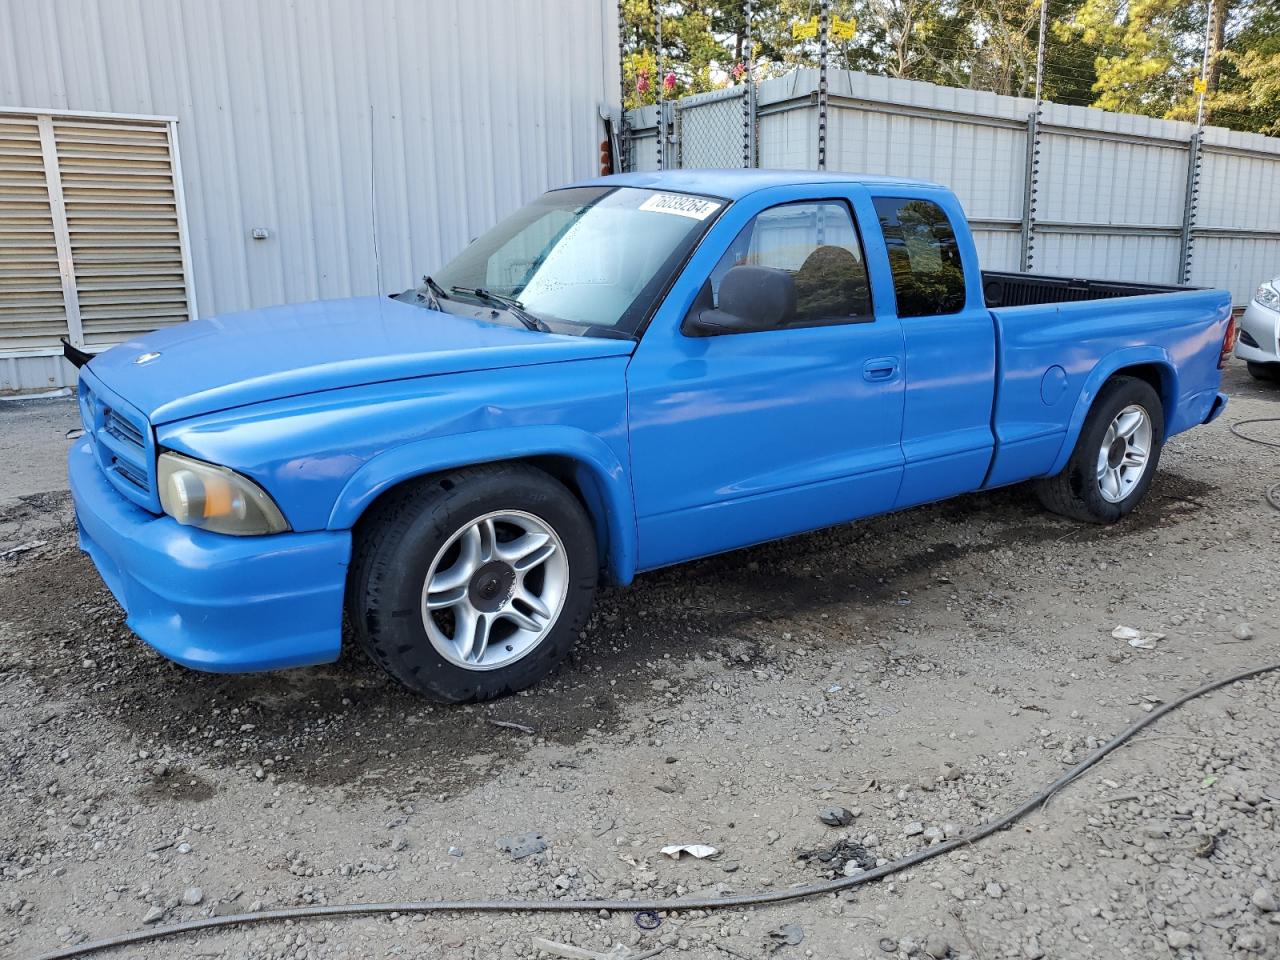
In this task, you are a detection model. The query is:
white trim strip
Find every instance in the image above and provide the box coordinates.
[36,115,84,349]
[0,105,179,122]
[0,347,78,359]
[168,120,199,323]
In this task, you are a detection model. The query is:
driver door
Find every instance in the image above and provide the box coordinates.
[626,187,906,570]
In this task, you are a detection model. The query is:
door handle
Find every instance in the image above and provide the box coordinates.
[863,357,899,382]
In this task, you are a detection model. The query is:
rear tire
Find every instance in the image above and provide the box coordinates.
[1246,361,1280,382]
[346,464,598,702]
[1035,376,1164,524]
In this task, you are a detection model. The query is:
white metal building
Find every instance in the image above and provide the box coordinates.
[0,0,620,393]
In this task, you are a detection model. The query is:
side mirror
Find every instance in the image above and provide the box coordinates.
[684,265,796,336]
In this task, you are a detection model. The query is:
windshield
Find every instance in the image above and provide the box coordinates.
[431,186,724,337]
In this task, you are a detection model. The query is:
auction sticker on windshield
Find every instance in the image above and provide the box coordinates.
[638,193,722,220]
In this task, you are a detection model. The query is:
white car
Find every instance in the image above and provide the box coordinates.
[1237,275,1280,381]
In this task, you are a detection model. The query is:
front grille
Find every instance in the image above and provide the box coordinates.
[79,373,160,512]
[111,456,149,491]
[104,408,145,449]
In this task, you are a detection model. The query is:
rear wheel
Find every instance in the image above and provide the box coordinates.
[1246,361,1280,382]
[347,464,598,702]
[1035,376,1164,524]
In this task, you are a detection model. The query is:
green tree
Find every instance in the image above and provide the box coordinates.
[1059,0,1280,131]
[1202,1,1280,133]
[1057,0,1205,117]
[1039,0,1102,105]
[623,0,1008,97]
[620,0,1279,134]
[771,0,882,74]
[955,0,1038,94]
[621,0,726,107]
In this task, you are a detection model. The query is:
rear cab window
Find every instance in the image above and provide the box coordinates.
[872,197,967,318]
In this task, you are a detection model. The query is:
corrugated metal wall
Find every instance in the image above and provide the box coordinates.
[0,0,619,391]
[626,104,663,173]
[1196,129,1280,299]
[630,68,1280,305]
[1029,102,1195,286]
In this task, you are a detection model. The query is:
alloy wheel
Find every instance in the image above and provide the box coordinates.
[421,510,568,670]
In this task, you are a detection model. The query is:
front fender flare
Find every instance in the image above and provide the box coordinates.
[327,426,638,585]
[1046,346,1179,477]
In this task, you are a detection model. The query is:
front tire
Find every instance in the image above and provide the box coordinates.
[347,464,598,702]
[1035,375,1165,524]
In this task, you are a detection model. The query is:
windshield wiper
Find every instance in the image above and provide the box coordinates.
[423,275,448,303]
[415,275,450,310]
[450,286,551,332]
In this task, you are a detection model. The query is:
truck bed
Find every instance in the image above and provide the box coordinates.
[982,271,1191,309]
[981,280,1231,490]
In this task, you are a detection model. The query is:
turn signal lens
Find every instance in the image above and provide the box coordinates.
[1219,316,1238,370]
[158,452,289,536]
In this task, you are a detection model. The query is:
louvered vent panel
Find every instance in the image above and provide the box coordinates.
[54,118,190,350]
[0,117,66,352]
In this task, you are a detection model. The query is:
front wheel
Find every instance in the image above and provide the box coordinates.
[347,464,598,702]
[1035,375,1165,524]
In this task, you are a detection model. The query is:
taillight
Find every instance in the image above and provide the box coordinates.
[1219,315,1238,369]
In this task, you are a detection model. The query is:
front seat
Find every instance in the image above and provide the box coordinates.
[792,245,871,324]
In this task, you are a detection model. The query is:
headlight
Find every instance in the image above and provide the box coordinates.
[157,452,290,536]
[1256,283,1280,310]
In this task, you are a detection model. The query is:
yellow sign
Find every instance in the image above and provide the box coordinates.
[831,15,857,40]
[1193,76,1207,94]
[792,14,856,40]
[792,16,818,39]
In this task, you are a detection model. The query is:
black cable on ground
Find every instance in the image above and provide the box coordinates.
[1229,417,1280,511]
[28,660,1280,960]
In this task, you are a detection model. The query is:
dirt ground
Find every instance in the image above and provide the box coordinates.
[1,364,1278,960]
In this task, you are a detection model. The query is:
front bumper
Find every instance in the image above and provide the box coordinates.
[69,439,351,672]
[1236,299,1280,364]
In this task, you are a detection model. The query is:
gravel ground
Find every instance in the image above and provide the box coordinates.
[1,363,1278,960]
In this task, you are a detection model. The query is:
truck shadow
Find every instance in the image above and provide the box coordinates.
[0,469,1212,800]
[616,467,1211,625]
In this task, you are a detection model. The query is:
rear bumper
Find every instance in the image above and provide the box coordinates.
[69,439,351,672]
[1202,391,1229,425]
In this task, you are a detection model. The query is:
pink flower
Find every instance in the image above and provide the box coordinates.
[636,70,651,94]
[663,72,677,93]
[732,62,746,81]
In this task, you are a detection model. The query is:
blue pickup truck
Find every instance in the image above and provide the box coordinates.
[67,170,1236,702]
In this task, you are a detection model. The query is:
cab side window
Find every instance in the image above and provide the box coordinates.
[872,197,967,318]
[707,200,872,329]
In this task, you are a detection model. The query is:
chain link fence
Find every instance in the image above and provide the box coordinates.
[676,87,755,169]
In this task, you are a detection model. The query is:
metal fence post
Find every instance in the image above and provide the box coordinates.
[1179,132,1203,284]
[741,0,756,168]
[817,0,829,171]
[655,3,664,170]
[617,0,629,172]
[1019,0,1049,272]
[1179,13,1213,285]
[1019,113,1040,272]
[666,100,680,169]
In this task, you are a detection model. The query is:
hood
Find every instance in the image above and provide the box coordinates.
[87,296,636,424]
